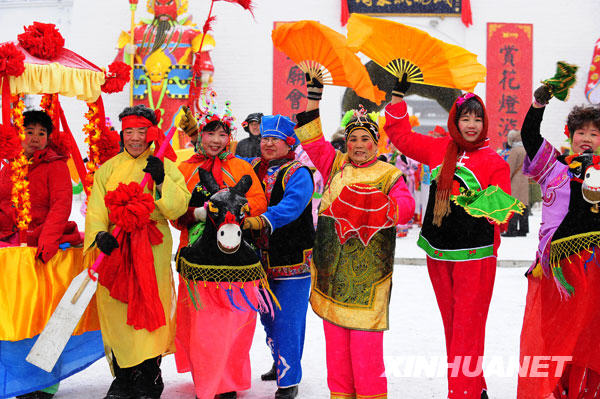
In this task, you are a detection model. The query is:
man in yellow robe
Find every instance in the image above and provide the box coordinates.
[84,105,190,399]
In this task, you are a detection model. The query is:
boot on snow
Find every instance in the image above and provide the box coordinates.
[261,362,277,381]
[275,385,298,399]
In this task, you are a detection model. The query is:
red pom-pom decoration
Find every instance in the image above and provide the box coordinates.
[0,42,25,77]
[98,127,121,164]
[0,124,21,159]
[101,61,132,94]
[105,182,155,233]
[564,123,570,139]
[17,22,65,60]
[285,136,296,146]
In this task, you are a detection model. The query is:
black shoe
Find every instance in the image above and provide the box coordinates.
[501,232,517,237]
[261,362,277,381]
[216,392,237,399]
[16,392,55,399]
[275,386,298,399]
[481,390,489,399]
[131,355,164,399]
[103,379,135,399]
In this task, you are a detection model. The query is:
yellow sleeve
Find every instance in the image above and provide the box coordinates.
[154,159,191,221]
[117,30,131,49]
[84,164,111,253]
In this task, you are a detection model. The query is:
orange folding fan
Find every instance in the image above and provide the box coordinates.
[346,14,486,92]
[272,20,386,104]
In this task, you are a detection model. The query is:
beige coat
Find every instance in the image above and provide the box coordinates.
[506,143,529,205]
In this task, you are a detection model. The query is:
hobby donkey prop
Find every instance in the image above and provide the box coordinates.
[175,168,277,399]
[177,168,274,310]
[520,152,600,398]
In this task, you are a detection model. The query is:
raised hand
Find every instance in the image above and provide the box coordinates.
[392,73,411,98]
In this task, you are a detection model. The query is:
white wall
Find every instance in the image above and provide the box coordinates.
[1,0,600,149]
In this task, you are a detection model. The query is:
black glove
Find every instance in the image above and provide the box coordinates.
[189,183,211,207]
[96,231,119,256]
[534,84,552,106]
[392,73,411,98]
[143,155,165,185]
[306,72,324,101]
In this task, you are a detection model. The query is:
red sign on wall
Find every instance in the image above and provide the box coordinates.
[486,23,533,150]
[273,22,307,122]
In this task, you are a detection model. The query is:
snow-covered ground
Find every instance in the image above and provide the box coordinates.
[48,198,540,399]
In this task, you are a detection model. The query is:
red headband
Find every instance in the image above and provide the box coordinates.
[121,115,154,130]
[121,114,177,162]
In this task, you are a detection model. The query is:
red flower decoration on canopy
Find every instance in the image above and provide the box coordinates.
[101,61,131,94]
[321,183,398,246]
[105,182,155,232]
[0,42,25,76]
[97,127,121,164]
[17,22,65,60]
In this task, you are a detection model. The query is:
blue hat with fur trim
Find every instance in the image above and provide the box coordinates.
[260,115,299,147]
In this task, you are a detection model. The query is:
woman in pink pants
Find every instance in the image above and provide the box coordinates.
[295,73,415,399]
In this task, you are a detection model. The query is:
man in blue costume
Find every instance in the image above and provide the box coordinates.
[242,115,314,399]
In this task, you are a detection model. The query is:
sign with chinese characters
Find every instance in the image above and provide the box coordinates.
[346,0,461,16]
[486,23,533,150]
[273,22,307,122]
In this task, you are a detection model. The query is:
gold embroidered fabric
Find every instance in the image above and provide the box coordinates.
[310,216,395,331]
[295,117,324,143]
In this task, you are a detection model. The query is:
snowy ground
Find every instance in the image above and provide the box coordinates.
[43,199,541,398]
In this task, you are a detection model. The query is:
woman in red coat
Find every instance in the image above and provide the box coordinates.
[0,110,82,262]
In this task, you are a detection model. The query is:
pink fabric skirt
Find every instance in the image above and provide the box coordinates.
[175,277,260,399]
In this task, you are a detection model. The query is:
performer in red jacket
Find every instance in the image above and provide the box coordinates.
[384,77,511,399]
[0,110,82,262]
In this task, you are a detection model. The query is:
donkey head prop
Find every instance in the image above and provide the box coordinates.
[177,169,259,270]
[554,151,600,240]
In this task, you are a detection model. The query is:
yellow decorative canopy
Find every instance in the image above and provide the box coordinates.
[5,41,106,102]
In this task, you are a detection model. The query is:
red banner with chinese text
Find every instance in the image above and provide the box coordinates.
[273,21,307,122]
[486,23,533,150]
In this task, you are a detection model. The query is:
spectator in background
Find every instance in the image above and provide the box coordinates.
[504,129,529,237]
[236,112,263,158]
[330,128,346,153]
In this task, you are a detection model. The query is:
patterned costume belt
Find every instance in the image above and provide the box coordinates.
[550,232,600,265]
[178,257,266,283]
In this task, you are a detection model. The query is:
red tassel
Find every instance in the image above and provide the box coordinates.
[217,0,254,16]
[341,0,350,26]
[203,15,217,34]
[461,0,473,28]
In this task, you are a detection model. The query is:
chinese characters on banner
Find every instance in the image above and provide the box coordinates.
[347,0,461,16]
[486,23,533,150]
[273,22,306,122]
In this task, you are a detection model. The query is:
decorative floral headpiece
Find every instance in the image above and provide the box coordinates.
[341,105,380,143]
[455,92,476,108]
[197,90,236,134]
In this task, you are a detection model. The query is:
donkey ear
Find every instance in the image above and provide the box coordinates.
[198,169,220,194]
[232,174,253,196]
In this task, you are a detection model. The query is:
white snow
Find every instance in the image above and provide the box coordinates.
[41,199,539,398]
